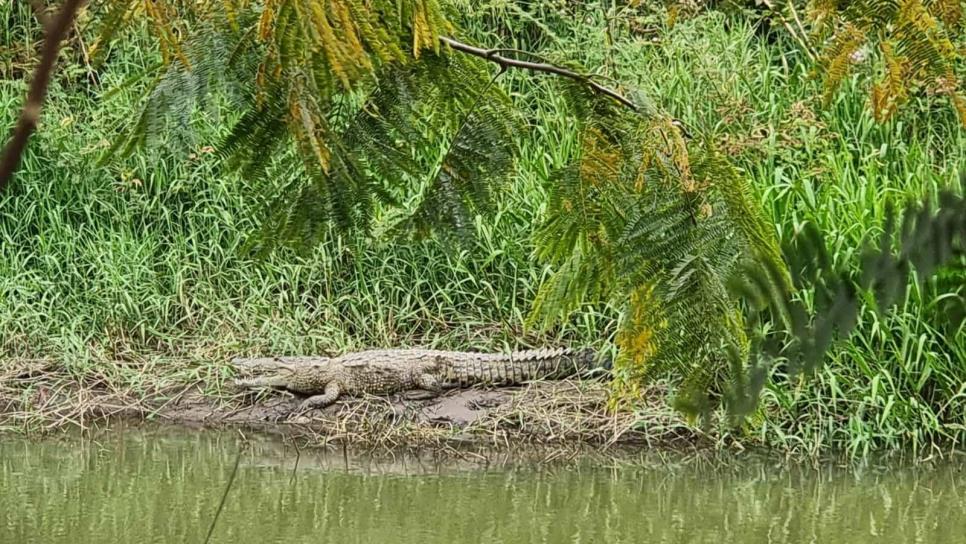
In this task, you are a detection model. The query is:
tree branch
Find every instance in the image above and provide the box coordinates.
[439,36,639,111]
[0,0,86,192]
[0,26,647,194]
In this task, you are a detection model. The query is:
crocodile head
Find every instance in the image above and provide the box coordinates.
[233,358,334,395]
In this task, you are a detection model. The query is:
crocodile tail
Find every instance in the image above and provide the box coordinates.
[509,347,609,381]
[570,348,612,377]
[443,348,609,386]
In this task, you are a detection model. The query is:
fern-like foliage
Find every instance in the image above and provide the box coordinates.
[716,185,966,420]
[90,0,793,410]
[95,0,519,246]
[363,56,519,245]
[809,0,966,124]
[529,83,787,408]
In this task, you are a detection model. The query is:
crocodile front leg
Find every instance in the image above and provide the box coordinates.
[417,373,441,392]
[402,373,443,400]
[299,381,341,411]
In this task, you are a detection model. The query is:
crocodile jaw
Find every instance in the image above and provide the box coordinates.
[235,374,293,390]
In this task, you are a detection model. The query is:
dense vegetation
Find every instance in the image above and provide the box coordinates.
[1,1,963,457]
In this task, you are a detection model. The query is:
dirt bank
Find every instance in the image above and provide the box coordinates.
[0,358,707,452]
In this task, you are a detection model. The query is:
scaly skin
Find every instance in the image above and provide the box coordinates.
[233,348,604,410]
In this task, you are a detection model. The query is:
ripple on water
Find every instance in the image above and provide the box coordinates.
[1,429,964,544]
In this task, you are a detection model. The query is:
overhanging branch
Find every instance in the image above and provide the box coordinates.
[0,25,644,194]
[0,0,86,192]
[439,36,639,111]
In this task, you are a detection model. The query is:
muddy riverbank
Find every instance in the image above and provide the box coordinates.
[1,358,706,452]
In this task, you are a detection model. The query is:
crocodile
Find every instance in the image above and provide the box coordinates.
[232,348,607,411]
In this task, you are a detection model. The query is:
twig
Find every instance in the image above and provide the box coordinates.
[785,0,818,61]
[73,20,98,86]
[0,0,86,192]
[439,36,639,111]
[288,438,302,484]
[485,47,558,66]
[759,0,817,62]
[204,446,243,544]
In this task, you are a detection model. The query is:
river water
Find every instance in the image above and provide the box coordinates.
[1,429,964,543]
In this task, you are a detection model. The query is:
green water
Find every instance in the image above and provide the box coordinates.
[1,430,964,543]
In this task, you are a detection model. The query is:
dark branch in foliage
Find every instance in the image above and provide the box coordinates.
[439,36,639,111]
[0,0,86,192]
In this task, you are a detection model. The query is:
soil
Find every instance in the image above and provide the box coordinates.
[1,359,707,452]
[160,381,704,450]
[164,386,516,429]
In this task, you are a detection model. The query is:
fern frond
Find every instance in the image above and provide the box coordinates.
[398,89,518,243]
[871,40,909,121]
[101,1,483,248]
[609,281,665,404]
[808,0,966,123]
[928,0,964,27]
[242,52,519,250]
[951,93,966,125]
[816,22,866,104]
[721,187,966,420]
[692,144,788,290]
[531,84,785,406]
[89,0,139,64]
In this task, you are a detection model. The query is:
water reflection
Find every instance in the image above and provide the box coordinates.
[1,429,963,543]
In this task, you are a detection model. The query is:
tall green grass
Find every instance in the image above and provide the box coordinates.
[0,3,617,395]
[550,8,962,456]
[458,4,964,455]
[0,2,963,455]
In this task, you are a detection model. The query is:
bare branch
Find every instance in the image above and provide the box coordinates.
[439,36,639,111]
[759,0,818,62]
[0,0,86,192]
[203,446,243,544]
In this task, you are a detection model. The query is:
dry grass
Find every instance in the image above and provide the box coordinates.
[471,381,701,449]
[272,382,707,453]
[0,358,708,455]
[0,358,174,434]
